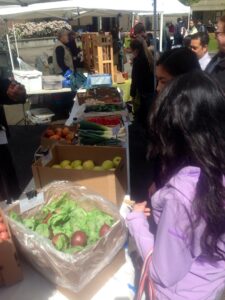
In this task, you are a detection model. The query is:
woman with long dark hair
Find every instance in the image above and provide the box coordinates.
[127,71,225,299]
[130,38,155,126]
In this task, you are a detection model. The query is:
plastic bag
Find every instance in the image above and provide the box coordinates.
[6,181,127,293]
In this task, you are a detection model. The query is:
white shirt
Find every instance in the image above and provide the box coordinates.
[199,52,211,70]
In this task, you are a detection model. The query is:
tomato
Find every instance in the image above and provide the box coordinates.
[0,231,9,240]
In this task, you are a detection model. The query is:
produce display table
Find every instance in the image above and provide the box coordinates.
[1,187,136,300]
[113,79,131,102]
[66,93,129,127]
[27,88,72,96]
[0,83,134,300]
[16,88,73,125]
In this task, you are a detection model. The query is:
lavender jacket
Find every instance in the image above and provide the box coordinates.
[127,167,225,300]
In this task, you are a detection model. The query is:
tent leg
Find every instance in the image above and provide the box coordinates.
[98,16,102,31]
[6,34,14,71]
[153,0,157,88]
[159,13,164,52]
[131,13,135,27]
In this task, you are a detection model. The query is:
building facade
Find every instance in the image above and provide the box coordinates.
[192,0,225,24]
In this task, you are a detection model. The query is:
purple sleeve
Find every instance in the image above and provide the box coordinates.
[127,189,193,288]
[127,212,154,258]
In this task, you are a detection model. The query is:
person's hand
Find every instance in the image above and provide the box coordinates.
[133,201,151,217]
[7,82,26,103]
[149,182,157,197]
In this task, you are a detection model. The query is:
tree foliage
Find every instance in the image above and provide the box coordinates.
[178,0,201,5]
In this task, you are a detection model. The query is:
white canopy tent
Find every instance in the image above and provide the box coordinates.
[0,0,190,20]
[0,0,63,6]
[0,0,190,79]
[138,0,191,51]
[0,0,155,19]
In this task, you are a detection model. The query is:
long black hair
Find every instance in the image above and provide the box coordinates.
[148,70,225,259]
[157,48,200,76]
[130,37,154,69]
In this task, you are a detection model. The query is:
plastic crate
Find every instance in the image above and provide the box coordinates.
[42,75,63,90]
[13,70,42,93]
[86,74,112,88]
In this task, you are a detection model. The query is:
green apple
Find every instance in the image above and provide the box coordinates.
[93,166,104,171]
[75,165,83,170]
[60,160,71,168]
[83,160,95,170]
[71,160,82,169]
[113,156,122,168]
[64,165,72,169]
[102,160,113,170]
[52,164,61,169]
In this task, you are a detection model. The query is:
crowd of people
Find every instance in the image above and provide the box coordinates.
[128,15,225,300]
[163,17,215,51]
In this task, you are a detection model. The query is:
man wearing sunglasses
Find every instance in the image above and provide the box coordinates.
[205,16,225,91]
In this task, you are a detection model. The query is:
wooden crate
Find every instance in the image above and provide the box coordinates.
[82,33,114,81]
[81,33,95,71]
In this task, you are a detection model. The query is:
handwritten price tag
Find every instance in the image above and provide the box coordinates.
[20,192,44,213]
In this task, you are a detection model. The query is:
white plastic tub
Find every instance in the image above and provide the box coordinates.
[13,70,42,93]
[42,75,63,90]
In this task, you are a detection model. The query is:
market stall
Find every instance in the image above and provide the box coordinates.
[0,181,135,300]
[0,65,134,299]
[0,2,190,299]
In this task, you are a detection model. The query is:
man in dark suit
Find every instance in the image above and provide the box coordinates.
[0,78,26,202]
[205,16,225,92]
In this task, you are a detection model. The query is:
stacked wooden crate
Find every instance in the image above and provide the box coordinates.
[82,33,114,80]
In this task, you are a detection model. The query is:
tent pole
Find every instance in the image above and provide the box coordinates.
[132,12,135,27]
[159,12,163,52]
[153,0,157,89]
[98,16,102,31]
[6,34,14,71]
[13,24,20,58]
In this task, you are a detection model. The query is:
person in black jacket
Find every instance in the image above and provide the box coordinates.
[205,15,225,92]
[67,31,83,69]
[130,38,155,126]
[0,79,26,202]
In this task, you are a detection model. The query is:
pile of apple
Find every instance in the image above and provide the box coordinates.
[0,214,9,241]
[44,126,75,144]
[52,156,122,171]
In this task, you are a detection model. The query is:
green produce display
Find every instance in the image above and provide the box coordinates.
[84,104,124,113]
[78,120,124,146]
[9,193,114,254]
[51,156,122,171]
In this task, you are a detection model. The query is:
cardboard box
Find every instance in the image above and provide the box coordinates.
[114,66,125,84]
[32,145,127,206]
[58,249,125,300]
[0,208,23,287]
[41,124,78,148]
[6,183,127,293]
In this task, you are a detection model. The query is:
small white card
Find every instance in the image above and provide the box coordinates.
[0,129,8,145]
[20,192,44,213]
[113,125,121,136]
[41,150,53,166]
